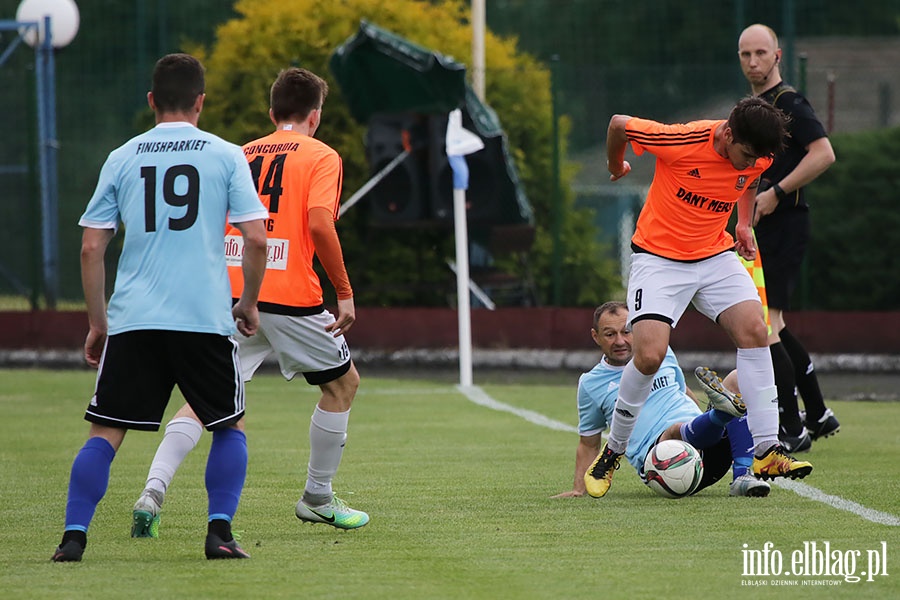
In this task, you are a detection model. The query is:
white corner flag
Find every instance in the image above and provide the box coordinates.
[445,109,484,388]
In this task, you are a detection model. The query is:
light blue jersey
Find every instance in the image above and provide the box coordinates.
[577,348,702,473]
[79,122,268,335]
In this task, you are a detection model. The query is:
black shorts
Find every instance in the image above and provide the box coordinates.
[692,435,733,494]
[85,330,245,431]
[754,210,810,311]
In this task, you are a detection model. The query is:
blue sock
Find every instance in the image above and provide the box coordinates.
[727,416,754,478]
[65,437,116,532]
[206,428,247,522]
[680,410,732,450]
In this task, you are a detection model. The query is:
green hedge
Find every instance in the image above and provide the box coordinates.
[806,127,900,309]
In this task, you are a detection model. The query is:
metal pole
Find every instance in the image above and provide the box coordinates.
[453,187,473,387]
[37,16,58,308]
[550,55,562,305]
[338,149,410,217]
[782,0,796,85]
[471,0,485,101]
[26,51,40,310]
[827,72,835,133]
[734,0,745,91]
[798,53,807,95]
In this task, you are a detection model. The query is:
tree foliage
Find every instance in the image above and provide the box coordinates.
[194,0,620,307]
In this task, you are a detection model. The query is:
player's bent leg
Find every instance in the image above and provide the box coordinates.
[694,366,746,417]
[692,437,732,494]
[298,364,368,529]
[132,412,204,538]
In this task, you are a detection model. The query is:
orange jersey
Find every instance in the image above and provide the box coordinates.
[226,129,343,309]
[626,118,773,261]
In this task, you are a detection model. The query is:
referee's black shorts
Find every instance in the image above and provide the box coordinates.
[85,330,245,431]
[755,210,810,311]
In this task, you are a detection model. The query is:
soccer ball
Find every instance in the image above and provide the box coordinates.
[643,439,704,499]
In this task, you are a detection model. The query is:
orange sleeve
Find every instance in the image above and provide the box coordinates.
[308,152,343,218]
[308,206,352,299]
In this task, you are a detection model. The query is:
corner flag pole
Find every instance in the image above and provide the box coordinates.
[445,109,484,388]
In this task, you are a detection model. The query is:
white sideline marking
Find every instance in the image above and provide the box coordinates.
[457,384,900,526]
[458,384,577,433]
[773,479,900,526]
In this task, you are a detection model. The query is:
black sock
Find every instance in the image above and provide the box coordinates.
[61,530,87,549]
[780,327,827,421]
[770,342,803,435]
[207,519,233,542]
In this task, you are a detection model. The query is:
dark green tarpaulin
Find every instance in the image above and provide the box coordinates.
[330,21,532,225]
[329,20,467,124]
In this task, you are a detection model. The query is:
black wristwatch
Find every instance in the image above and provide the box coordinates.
[772,183,788,202]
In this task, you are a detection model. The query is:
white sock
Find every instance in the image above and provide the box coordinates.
[304,406,350,502]
[736,347,780,455]
[146,417,203,493]
[606,361,653,454]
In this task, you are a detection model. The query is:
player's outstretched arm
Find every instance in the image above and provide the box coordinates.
[551,435,603,498]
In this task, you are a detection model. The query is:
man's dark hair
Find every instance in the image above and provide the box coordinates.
[270,67,328,122]
[592,301,628,330]
[151,53,205,113]
[728,96,789,158]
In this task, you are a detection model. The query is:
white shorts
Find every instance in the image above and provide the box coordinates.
[626,251,761,328]
[236,309,352,385]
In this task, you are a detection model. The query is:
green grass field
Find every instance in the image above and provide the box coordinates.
[1,369,898,599]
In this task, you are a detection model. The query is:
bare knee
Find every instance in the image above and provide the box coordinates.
[319,363,360,412]
[722,370,740,394]
[720,301,769,348]
[633,346,666,375]
[657,422,683,442]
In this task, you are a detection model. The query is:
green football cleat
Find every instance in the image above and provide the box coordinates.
[295,495,369,530]
[132,489,164,538]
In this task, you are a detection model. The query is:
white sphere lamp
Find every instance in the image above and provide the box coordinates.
[16,0,80,49]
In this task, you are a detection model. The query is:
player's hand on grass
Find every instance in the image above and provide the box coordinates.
[551,490,585,498]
